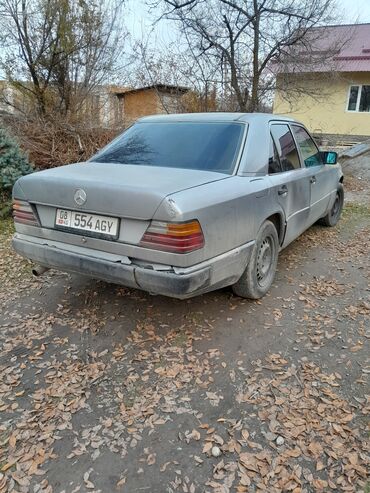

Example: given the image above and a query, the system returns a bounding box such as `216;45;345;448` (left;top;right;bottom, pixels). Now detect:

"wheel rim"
256;236;274;286
330;192;341;220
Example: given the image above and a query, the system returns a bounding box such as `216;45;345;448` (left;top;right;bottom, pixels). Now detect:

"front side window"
291;125;322;167
270;124;301;171
347;85;370;112
91;122;245;174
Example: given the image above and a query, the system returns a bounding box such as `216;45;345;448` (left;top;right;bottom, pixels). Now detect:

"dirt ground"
341;153;370;205
0;172;369;493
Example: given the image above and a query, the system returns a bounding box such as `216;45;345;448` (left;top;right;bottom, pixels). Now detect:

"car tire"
232;220;279;300
320;184;344;227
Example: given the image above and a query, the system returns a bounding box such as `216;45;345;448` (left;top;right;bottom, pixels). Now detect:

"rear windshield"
91;122;245;174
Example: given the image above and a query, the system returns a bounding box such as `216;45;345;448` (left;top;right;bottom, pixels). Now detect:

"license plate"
55;209;119;238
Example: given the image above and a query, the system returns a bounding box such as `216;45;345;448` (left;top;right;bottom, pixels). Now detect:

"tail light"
13;199;39;226
140;220;204;253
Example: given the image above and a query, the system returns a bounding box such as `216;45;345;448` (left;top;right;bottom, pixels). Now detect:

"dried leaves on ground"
0;185;369;492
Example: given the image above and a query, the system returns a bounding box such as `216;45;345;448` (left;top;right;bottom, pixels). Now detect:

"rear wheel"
232;220;279;299
320;184;344;227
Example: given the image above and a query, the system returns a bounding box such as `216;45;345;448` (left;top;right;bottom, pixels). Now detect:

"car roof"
137;112;296;124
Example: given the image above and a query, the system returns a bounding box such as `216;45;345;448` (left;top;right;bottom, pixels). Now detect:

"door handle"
278;185;288;196
310;176;317;184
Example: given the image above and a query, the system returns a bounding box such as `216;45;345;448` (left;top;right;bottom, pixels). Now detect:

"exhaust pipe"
32;265;50;277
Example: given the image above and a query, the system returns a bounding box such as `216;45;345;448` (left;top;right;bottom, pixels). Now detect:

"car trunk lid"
17;162;228;220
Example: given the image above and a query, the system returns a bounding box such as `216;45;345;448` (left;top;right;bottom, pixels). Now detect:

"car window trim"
269;123;303;173
232;122;249;175
289;124;324;168
267;133;283;175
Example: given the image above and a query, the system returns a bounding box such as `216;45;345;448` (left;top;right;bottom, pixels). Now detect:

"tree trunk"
249;0;260;112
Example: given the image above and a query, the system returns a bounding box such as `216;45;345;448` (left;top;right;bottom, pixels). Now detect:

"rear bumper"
12;234;254;299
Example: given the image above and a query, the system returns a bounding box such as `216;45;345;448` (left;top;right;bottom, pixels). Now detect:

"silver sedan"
12;113;344;299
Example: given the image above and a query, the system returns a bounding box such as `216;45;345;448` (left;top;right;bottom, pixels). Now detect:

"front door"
269;124;311;247
290;125;333;225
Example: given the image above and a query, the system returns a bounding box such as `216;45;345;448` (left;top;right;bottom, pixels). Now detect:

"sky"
339;0;370;22
125;0;370;42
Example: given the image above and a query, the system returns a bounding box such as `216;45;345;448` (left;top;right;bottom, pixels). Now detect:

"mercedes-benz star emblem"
74;189;87;206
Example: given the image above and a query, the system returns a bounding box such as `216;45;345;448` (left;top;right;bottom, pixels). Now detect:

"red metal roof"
275;23;370;74
114;84;189;96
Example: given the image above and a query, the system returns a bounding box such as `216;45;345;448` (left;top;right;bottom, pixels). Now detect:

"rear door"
269;124;311;247
290;125;333;225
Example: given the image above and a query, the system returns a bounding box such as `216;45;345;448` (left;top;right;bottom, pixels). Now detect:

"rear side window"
91;122;245;174
271;124;301;171
291;125;323;167
268;136;282;174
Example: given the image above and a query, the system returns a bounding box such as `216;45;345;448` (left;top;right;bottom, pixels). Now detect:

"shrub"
0;127;33;212
4;116;119;170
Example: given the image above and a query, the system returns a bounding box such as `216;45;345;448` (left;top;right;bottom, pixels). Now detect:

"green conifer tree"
0;127;33;215
0;128;33;194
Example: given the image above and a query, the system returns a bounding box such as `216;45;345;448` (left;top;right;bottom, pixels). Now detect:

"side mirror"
320;151;338;165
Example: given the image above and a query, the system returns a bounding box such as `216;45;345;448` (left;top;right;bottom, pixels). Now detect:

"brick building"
112;84;189;127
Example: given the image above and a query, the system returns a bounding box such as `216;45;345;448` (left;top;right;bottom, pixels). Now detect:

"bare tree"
127;37;219;112
0;0;127;119
152;0;341;112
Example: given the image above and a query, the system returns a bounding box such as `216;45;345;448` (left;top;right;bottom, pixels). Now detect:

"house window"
348;86;359;111
347;85;370;112
359;86;370;112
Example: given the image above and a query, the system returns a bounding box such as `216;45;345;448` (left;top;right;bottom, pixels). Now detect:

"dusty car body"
12;113;344;299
